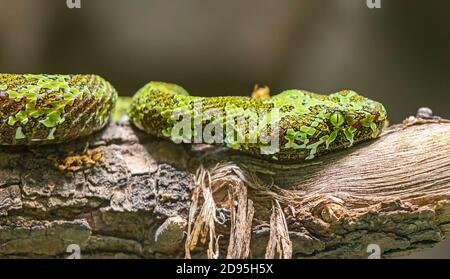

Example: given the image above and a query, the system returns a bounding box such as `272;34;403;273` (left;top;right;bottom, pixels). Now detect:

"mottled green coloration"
129;81;388;161
0;74;117;145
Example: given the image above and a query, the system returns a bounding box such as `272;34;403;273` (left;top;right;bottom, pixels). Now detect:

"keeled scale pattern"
0;74;117;145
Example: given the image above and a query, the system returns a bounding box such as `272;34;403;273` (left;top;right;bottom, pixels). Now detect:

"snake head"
327;90;388;147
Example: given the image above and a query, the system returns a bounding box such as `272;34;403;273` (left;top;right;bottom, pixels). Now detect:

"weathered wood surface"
0;116;449;258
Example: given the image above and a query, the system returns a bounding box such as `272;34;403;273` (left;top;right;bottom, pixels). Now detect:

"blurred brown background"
0;0;449;258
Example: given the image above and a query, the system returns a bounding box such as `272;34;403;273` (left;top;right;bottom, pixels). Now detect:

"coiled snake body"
0;74;117;145
0;75;387;161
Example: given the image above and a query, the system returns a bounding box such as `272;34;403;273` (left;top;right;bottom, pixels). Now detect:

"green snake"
0;74;387;161
129;82;387;161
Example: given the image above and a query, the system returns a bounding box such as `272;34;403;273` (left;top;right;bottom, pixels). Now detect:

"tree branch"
0;116;449;258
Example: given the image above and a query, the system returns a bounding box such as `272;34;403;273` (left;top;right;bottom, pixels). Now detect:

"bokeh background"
0;0;449;258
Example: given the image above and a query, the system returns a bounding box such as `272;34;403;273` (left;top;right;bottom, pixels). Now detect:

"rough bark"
0;115;449;259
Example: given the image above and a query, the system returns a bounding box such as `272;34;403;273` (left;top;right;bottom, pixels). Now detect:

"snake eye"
330;112;345;128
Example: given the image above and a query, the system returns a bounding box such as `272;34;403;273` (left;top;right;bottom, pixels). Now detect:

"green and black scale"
0;74;117;145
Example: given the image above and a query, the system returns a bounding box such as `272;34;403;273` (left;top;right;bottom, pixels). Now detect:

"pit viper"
128;81;387;161
0;75;387;161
